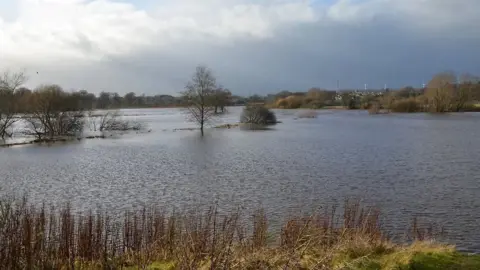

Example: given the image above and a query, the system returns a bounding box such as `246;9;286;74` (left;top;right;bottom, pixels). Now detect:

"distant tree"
137;94;146;107
305;88;329;108
72;90;96;110
275;91;293;99
111;93;123;108
182;66;218;136
455;73;480;109
340;92;358;109
462;74;480;101
212;87;231;114
14;87;32;113
379;92;395;112
425;72;456;112
360;93;377;109
396;86;416;99
248;95;265;104
0;70;27;139
97;92;111;109
124;92;137;107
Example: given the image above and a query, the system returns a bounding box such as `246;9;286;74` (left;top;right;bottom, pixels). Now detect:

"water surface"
1;108;480;252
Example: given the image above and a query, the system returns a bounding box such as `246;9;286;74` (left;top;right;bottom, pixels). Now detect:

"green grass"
406;251;480;270
141;261;176;270
332;242;480;270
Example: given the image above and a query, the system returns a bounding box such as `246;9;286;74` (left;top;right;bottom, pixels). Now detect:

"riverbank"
0;198;478;269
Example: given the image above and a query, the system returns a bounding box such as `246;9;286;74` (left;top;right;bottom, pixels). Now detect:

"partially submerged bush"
240;105;277;125
23;85;85;139
89;110;143;132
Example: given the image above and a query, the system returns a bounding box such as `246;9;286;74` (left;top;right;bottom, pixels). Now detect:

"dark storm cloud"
98;18;480;95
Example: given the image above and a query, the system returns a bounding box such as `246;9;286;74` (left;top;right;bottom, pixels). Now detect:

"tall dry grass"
0;198;439;269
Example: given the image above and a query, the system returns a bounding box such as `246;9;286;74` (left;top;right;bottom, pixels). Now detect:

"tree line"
364;72;480;113
262;72;480;112
0;69;235;140
1;86;232;112
0;72;93;140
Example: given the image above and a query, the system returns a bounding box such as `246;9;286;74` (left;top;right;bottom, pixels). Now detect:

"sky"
0;0;479;95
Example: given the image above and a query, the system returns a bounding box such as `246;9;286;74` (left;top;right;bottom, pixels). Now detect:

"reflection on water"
1;108;480;252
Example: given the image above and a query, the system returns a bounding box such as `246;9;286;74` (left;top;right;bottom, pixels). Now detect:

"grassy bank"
0;199;478;269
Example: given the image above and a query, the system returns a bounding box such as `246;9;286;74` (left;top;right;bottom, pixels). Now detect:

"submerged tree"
212;87;231;114
24;85;85;139
182;66;218;136
0;70;27;139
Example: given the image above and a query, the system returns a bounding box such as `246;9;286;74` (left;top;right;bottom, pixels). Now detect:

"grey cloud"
73;17;479;95
10;0;480;95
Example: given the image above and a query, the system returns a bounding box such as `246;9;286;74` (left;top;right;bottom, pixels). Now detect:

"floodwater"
1;107;480;252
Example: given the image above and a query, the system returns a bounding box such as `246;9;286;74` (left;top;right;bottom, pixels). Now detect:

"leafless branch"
181;66;219;135
0;70;28;139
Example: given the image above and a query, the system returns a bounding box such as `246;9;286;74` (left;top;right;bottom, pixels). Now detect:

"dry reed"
0;198;438;269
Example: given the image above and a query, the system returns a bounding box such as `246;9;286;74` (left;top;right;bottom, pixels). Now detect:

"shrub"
89;111;144;132
368;102;382;114
390;98;422;113
275;98;288;108
275;95;304;109
240;105;277;125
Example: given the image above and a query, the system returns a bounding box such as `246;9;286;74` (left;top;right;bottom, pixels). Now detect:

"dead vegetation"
88;110;143;132
0;198;446;269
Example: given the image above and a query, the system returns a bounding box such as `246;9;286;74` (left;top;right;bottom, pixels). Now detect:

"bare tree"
305;88;329;108
425;72;456;112
452;73;480;111
24;85;85;139
0;71;27;139
182;66;218;136
465;74;480;102
212;87;232;114
379;92;395;112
